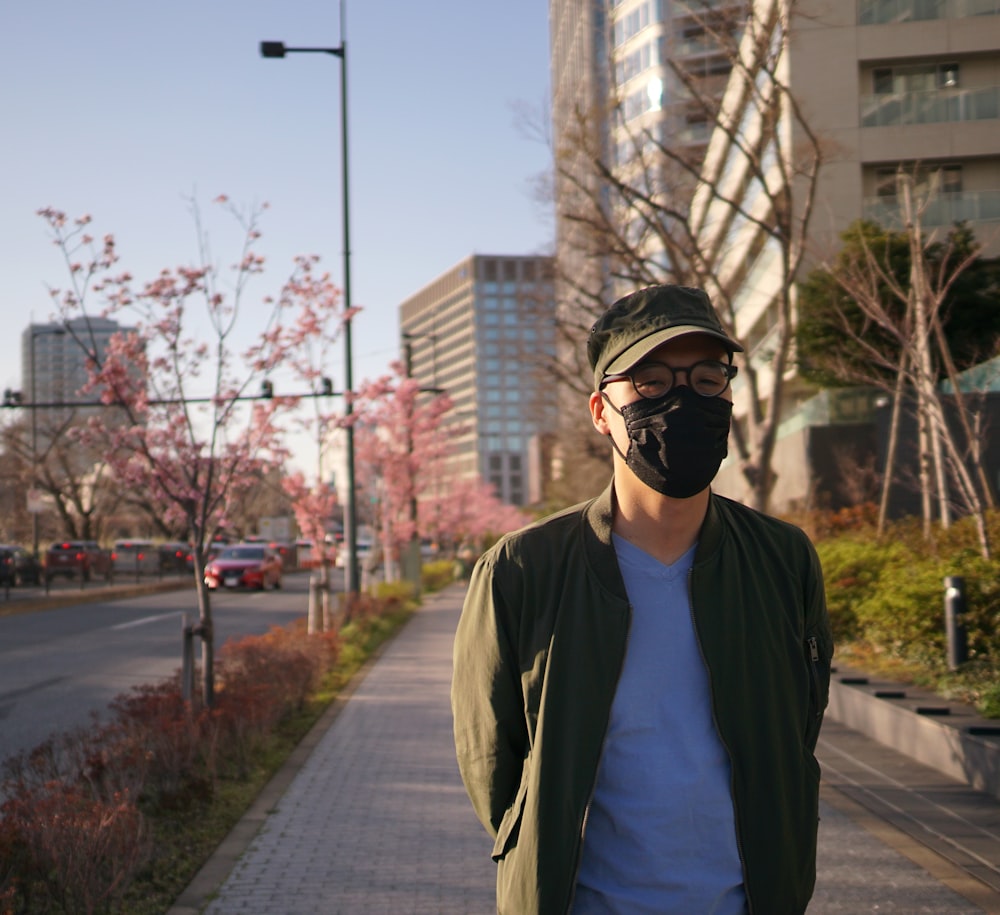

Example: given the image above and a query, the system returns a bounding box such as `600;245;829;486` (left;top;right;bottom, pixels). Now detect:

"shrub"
373;579;417;607
212;625;339;777
812;508;1000;714
0;590;410;912
2;784;149;914
421;560;457;593
813;536;887;643
107;682;213;806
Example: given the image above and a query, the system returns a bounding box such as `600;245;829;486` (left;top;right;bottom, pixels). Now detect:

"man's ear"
590;391;611;435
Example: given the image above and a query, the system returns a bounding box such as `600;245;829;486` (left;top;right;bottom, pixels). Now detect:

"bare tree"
548;0;823;511
1;410;124;542
801;175;995;557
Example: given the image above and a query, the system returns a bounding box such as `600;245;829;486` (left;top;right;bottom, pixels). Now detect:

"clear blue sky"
1;0;554;397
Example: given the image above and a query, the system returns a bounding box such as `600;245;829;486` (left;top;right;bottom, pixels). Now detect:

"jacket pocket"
492;763;529;861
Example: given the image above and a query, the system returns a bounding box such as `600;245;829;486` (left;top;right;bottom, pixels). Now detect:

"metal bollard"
944;575;968;671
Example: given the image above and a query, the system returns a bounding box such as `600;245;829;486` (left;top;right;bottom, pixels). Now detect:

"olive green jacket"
451;482;833;915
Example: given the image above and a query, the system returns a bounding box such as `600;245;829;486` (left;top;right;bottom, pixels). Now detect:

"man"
451;285;833;914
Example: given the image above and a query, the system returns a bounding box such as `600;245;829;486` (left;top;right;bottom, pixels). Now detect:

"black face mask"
603;387;733;498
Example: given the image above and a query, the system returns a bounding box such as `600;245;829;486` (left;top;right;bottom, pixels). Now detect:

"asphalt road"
0;570;333;768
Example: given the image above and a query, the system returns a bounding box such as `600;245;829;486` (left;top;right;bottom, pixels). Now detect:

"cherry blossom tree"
353;363;530;577
265;256;353;627
35;198;350;705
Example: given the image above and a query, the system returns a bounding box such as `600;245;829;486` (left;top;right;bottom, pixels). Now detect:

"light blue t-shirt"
572;535;747;915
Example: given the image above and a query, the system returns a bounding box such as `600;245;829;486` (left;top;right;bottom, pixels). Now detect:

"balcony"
862;188;1000;227
861;84;1000;127
859;0;1000;23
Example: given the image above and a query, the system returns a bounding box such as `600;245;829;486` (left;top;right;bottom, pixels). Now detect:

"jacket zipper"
687;569;754;915
806;635;822;735
565;603;632;915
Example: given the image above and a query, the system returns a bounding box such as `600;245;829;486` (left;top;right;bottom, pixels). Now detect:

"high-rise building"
398;255;557;506
550;0;744;307
548;0;1000;510
547;0;747;498
689;0;1000;507
22;317;135;425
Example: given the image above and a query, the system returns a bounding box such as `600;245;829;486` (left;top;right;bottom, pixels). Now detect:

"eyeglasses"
600;359;738;399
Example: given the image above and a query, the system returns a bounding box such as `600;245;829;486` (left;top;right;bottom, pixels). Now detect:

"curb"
827;663;1000;801
0;577;191;617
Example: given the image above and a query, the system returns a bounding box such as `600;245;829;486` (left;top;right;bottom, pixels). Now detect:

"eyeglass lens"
631;361;734;399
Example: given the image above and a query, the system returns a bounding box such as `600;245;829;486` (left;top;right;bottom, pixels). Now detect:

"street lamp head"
260;41;287;58
259;40;343;59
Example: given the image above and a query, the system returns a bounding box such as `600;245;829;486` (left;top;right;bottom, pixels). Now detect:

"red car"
45;540;113;584
204;544;283;591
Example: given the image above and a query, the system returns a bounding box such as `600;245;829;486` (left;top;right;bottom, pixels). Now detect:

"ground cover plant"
0;581;422;915
799;505;1000;717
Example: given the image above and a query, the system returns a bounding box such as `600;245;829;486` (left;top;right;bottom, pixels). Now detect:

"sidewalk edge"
165;601;426;915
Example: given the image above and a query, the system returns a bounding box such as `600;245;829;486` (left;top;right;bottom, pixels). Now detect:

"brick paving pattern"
203;582;992;914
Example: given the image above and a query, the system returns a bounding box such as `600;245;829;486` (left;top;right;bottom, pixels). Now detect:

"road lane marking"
111;612;182;631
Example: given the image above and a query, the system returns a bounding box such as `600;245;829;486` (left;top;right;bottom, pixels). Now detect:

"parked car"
111;540;160;578
335;539;375;570
158;541;192;574
203;544;283;591
0;545;42;587
45;540;113;583
268;541;298;571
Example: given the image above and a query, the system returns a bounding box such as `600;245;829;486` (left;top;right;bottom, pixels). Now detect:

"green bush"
813;509;1000;714
421;559;457;593
813;537;882;642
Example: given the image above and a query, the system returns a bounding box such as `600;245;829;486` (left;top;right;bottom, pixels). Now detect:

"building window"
876;164;963;197
874;62;960;95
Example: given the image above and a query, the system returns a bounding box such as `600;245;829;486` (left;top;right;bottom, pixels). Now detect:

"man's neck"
611;470;710;567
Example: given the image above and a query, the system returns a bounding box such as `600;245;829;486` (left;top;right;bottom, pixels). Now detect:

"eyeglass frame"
599;358;739;400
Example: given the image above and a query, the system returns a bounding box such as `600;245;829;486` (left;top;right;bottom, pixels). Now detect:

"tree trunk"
191;550;215;707
878;361;908;535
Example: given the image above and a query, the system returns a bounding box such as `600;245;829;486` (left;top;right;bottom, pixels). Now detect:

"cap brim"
605;324;744;376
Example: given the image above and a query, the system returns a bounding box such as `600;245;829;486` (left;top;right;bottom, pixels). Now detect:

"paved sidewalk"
174;582;994;914
191;584;495;914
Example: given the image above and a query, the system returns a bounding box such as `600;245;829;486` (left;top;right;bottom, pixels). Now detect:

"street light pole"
260;15;359;595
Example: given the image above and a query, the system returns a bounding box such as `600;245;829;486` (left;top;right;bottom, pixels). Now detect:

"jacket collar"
582;480;628;601
583;478;726;583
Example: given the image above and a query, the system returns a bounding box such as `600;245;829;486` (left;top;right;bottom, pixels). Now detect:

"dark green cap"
587;285;743;390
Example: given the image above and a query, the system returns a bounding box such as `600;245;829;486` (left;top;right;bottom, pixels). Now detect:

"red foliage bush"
108;680;216;805
0;616;347;911
210;626;339;774
1;784;148;914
